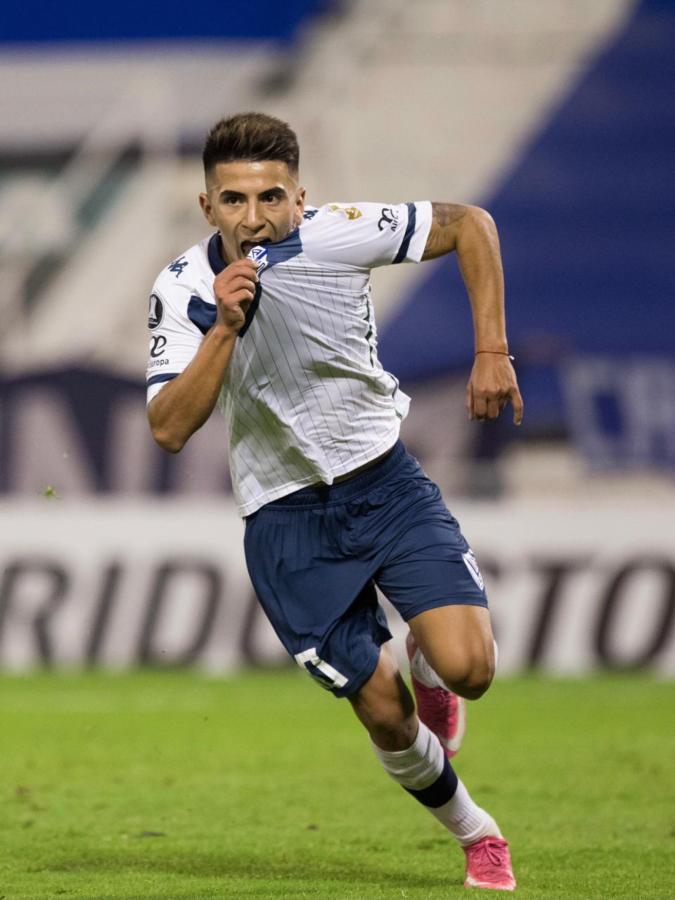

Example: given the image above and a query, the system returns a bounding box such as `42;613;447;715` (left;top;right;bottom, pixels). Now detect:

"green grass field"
1;669;674;900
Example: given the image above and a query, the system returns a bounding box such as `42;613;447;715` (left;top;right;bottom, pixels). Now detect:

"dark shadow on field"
33;846;458;892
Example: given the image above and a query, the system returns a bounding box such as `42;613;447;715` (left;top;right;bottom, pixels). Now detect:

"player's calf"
349;645;418;751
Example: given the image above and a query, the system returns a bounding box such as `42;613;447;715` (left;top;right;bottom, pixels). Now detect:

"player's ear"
294;187;306;225
199;192;215;226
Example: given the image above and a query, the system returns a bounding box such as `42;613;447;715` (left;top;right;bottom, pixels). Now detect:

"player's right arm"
147;259;258;453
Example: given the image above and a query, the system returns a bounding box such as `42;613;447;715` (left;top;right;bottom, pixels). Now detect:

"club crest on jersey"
148;293;164;330
462;548;485;591
247;245;269;272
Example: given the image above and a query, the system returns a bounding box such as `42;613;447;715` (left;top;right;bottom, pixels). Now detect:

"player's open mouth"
241;239;270;256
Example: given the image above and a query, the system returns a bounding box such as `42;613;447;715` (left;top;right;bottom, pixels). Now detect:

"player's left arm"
423;202;523;425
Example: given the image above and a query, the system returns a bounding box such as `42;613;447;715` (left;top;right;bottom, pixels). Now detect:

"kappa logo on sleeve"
148;294;164;330
462;548;485;591
327;204;363;221
168;256;188;278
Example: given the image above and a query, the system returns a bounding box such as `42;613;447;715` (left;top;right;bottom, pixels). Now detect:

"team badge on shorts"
462;548;485;590
247;245;269;273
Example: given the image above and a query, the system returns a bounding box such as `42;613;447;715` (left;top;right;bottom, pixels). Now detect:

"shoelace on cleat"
468;838;510;875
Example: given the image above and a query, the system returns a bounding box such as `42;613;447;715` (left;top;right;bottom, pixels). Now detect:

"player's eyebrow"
258;187;287;200
218;187;287;202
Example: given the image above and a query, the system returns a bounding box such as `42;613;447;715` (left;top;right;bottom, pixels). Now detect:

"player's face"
199;160;305;262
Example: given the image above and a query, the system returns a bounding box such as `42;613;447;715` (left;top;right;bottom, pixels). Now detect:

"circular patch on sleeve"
148;293;164;330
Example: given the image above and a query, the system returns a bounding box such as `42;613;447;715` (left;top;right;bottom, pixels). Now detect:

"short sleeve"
302;201;432;270
145;284;204;404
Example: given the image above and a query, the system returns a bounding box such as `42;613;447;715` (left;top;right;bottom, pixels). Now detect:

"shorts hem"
331;634;392;699
401;595;488;622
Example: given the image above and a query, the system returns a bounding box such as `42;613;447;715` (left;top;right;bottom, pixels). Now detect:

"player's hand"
213;259;258;333
466;353;524;425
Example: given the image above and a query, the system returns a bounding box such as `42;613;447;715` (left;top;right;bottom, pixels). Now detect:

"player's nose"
244;202;265;230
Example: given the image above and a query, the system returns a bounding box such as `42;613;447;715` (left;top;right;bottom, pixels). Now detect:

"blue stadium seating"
0;0;335;43
379;0;674;456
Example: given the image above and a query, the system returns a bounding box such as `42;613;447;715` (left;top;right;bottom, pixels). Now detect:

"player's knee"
451;665;494;699
440;652;495;700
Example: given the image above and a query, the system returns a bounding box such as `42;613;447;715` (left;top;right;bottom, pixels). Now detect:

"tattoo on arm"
431;202;467;229
422;202;469;260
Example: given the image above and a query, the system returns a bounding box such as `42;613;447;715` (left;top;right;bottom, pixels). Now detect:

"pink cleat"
463;836;516;891
405;632;466;758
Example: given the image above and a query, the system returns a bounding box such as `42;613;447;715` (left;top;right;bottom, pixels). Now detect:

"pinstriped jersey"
146;200;432;516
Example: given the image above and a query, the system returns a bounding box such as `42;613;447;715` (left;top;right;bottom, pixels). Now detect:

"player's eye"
262;192;280;204
219;194;243;206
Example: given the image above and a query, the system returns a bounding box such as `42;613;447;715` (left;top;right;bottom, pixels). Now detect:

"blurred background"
1;0;673;676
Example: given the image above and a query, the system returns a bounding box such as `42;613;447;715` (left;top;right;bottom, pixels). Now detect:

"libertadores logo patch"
148;293;164;330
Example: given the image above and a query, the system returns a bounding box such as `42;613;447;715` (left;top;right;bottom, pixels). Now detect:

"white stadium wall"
1;497;673;676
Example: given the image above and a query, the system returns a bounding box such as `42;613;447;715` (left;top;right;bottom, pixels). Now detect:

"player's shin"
371;721;500;846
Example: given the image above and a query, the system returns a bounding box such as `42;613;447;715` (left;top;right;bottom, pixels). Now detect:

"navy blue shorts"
244;440;487;698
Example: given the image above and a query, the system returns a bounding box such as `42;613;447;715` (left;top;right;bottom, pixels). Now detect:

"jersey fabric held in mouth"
145;200;432;516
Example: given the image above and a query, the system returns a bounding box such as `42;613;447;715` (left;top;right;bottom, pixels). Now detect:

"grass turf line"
1;669;674;899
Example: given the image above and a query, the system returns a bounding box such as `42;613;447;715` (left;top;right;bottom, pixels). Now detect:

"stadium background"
0;0;674;678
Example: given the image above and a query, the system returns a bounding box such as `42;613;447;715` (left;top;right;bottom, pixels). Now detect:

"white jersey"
146;200;432;516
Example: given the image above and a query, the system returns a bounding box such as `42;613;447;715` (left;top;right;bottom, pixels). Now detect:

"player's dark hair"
203;112;300;178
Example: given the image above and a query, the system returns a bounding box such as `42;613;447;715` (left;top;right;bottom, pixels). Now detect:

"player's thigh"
409;604;495;691
372;467;490;625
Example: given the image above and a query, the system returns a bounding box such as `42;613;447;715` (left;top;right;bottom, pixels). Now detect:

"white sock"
371;723;500;847
430;779;501;847
409;646;447;690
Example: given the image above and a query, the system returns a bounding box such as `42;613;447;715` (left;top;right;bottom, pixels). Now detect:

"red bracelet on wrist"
475;350;515;361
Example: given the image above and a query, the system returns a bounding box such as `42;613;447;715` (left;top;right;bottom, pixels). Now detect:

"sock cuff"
371;719;428;761
371;721;445;791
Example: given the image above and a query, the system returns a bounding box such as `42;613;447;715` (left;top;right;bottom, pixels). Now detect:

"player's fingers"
486;397;501;420
231;257;259;272
472;394;488;421
239;259;260;281
232;288;255;305
465;382;473;419
228;275;257;294
219;259;259;285
216;280;256;308
511;386;524;425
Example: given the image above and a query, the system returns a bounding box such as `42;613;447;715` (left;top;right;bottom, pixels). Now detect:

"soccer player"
146;113;522;891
